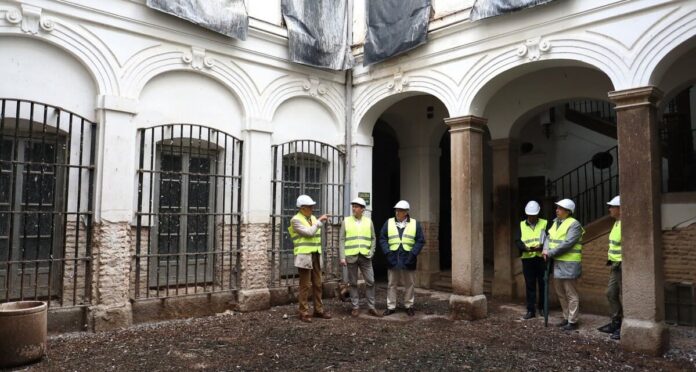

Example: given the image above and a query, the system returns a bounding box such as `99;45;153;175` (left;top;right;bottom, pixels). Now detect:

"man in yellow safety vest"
289;194;331;323
598;195;622;340
514;200;548;320
339;197;381;317
543;198;585;331
379;200;425;317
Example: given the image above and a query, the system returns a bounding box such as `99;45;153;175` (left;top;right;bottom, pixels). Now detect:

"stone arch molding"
353;72;458;137
261;75;344;125
1;4;120;95
122;45;259;119
634;6;696;86
461;34;627;117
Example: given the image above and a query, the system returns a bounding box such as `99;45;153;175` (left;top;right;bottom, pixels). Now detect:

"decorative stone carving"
302;76;327;96
387;72;409;92
182;46;214;70
516;37;551;61
6;5;55;34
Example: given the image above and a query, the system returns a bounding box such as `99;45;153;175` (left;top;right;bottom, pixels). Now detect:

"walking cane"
544;258;550;327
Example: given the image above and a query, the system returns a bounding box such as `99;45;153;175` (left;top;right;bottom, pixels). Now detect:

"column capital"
608;86;663;111
444;115;487;133
96;95;139;115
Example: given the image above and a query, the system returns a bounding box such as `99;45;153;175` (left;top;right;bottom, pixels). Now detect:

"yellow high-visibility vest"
288;212;321;255
608;221;622;262
520;218;547;259
548;217;584;262
344;216;372;256
387;218;417;252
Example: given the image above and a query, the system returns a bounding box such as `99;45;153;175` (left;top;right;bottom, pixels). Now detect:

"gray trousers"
347;255;376;309
606;263;623;322
387;269;415;310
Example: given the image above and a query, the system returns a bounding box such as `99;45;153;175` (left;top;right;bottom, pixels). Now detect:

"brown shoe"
299;314;312;323
368;309;383;318
313;312;332;319
351;309;360;317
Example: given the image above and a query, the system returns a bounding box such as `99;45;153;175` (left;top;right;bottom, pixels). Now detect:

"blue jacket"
379;217;425;270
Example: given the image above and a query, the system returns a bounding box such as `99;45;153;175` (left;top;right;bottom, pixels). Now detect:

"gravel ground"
10;286;696;371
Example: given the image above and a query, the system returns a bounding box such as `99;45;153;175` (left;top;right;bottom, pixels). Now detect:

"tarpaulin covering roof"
470;0;558;21
364;0;431;66
146;0;248;40
281;0;354;70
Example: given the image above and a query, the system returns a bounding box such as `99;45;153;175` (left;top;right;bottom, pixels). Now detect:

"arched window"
134;124;242;299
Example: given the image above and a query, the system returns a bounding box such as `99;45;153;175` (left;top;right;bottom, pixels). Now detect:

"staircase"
565;100;617;139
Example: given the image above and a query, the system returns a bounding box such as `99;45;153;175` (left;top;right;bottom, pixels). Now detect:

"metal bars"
0;98;95;308
270;140;344;288
546;146;619;225
133;124;243;300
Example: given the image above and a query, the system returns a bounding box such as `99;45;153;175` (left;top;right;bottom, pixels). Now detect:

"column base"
237;289;271;312
90;303;132;332
620;319;668;356
450;294;487;321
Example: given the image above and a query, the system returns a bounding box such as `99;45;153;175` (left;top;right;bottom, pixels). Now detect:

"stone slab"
450;294;487;321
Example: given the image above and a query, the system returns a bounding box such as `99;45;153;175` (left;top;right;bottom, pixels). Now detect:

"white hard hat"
393;200;410;210
351;197;367;207
296;194;316;208
524;201;541;216
555;198;576;214
607;195;620;207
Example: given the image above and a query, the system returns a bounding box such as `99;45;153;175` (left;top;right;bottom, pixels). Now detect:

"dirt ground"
12;286;696;371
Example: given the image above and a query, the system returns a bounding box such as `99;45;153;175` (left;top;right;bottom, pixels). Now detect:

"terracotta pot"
0;301;47;368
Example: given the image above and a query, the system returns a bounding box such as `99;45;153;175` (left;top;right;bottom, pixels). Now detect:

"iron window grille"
0;99;95;308
133;124;243;300
270;140;345;288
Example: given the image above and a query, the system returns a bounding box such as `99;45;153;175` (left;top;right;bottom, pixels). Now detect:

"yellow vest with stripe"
548;217;584;262
288;213;321;255
387;218;417;252
344;216;372;256
520;219;547;259
608;221;622;262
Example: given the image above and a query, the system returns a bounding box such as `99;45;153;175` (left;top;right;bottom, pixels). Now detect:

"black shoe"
523;311;535;320
610;329;621;340
383;309;396;316
406;308;415;317
597;322;615;333
556;319;569;327
562;322;578;331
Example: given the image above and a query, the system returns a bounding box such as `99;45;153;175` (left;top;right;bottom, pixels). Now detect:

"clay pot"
0;301;47;368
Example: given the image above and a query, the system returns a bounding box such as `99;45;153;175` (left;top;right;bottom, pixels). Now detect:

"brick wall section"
240;223;270;289
662;223;696;284
91;221;132;330
419;222;440;253
61;220;89;306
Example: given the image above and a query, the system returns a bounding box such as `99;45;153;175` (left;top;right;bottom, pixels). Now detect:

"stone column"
491;139;519;299
237;119;273;311
608;86;666;355
399;146;441;288
445;115;487;320
91;95;138;331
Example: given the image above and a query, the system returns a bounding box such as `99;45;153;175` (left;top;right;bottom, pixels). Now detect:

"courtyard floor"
14;286;696;371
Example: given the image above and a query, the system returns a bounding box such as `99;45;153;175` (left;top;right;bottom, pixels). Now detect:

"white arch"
0;12;119;96
461;36;624;117
122;46;258;119
353;73;458;139
262;76;344;125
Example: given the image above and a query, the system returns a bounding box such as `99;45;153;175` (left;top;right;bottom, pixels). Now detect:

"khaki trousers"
387;269;415;310
554;278;580;324
298;253;323;315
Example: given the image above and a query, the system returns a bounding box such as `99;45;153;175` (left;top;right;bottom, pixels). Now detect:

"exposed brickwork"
240;223;270;289
90;221;132;331
662;223;696;284
61;220;90;307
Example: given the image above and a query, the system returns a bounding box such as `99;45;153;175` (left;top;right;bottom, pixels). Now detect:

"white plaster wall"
247;0;282;25
134;71;244;138
662;203;696;230
271;97;341;145
0;36;97;120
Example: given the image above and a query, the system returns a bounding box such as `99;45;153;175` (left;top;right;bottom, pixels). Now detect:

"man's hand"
340;259;347;267
542;252;548;261
318;214;329;223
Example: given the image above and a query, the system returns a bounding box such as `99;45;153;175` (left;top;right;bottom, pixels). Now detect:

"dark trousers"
522;256;546;313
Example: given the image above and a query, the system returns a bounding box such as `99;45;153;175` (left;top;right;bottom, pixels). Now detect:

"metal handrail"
566;100;616;124
546;145;619;224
